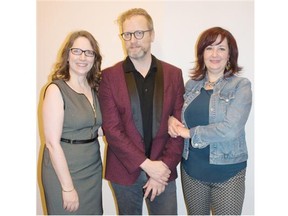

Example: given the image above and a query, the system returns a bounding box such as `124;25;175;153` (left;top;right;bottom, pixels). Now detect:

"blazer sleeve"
161;68;185;171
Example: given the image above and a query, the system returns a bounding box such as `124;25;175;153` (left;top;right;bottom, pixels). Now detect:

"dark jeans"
111;171;177;215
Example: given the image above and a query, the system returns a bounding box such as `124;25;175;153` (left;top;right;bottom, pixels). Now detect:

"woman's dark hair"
191;26;242;80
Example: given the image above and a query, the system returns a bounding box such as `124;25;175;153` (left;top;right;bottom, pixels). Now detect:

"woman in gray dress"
41;30;103;215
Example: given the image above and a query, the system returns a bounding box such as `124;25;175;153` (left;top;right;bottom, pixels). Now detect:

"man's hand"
143;178;166;202
140;159;170;185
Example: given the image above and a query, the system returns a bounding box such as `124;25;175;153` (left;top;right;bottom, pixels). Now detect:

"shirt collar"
123;55;158;73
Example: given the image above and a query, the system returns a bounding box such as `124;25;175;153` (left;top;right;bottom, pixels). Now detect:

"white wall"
37;0;254;215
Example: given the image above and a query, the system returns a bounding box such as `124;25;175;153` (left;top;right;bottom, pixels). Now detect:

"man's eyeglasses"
120;30;152;41
70;48;95;57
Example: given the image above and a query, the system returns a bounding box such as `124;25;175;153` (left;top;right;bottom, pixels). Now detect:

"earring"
225;61;231;71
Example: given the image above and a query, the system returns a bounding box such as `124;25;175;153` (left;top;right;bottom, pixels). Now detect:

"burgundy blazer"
99;57;185;185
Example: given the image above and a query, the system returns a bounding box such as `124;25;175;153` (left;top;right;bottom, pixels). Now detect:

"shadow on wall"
37;84;49;215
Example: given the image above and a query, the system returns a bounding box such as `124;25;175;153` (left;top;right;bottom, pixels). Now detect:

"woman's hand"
168;116;184;137
168;116;190;139
176;126;191;139
62;188;79;212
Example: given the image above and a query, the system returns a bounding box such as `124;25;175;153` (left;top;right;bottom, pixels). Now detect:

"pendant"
205;81;216;89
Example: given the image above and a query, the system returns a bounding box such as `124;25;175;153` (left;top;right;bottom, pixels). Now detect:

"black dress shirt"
123;56;157;158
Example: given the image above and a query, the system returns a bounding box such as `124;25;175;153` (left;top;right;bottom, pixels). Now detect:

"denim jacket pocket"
219;92;235;103
218;92;235;114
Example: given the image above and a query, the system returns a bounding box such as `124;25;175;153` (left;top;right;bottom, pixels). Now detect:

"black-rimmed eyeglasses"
120;30;152;41
70;48;95;57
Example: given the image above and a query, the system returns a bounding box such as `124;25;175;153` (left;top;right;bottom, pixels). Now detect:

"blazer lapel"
152;61;163;138
124;71;144;137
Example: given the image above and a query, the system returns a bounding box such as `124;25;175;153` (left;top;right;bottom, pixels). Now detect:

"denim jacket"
182;75;252;165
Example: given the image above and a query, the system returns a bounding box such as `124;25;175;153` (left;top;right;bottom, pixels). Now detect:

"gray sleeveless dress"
42;80;103;215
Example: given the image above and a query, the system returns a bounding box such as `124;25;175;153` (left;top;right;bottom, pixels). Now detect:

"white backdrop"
37;0;254;215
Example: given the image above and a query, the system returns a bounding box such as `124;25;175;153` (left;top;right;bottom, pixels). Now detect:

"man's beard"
128;47;148;60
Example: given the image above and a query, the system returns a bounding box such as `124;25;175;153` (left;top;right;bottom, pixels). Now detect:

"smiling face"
204;35;230;78
68;36;95;77
122;15;154;60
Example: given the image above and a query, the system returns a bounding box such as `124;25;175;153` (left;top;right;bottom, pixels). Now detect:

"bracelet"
62;187;74;192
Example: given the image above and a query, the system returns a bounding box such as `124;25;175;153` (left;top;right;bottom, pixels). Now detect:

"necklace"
205;81;216;89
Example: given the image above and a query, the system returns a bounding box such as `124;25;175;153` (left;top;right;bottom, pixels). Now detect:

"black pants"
111;171;177;215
